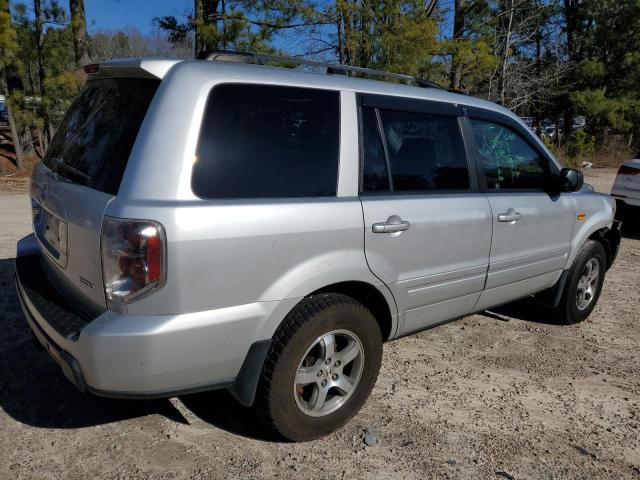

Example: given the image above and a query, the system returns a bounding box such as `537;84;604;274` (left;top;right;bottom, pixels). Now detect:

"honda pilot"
16;54;620;441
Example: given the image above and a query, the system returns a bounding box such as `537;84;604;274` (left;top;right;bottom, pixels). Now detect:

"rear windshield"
192;84;340;199
43;78;160;195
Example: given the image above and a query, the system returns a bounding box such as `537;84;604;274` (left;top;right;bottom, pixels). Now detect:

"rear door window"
43;78;159;195
361;106;470;193
192;84;340;199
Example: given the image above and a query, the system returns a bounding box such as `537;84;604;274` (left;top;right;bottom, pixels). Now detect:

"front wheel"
254;293;382;441
553;240;606;324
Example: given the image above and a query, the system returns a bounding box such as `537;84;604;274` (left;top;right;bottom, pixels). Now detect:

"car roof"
97;57;559;167
98;57;514;118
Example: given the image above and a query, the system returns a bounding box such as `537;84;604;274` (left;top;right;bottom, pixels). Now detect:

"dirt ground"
0;168;638;480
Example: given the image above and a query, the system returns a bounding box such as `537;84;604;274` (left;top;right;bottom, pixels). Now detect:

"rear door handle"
497;208;522;223
372;215;410;233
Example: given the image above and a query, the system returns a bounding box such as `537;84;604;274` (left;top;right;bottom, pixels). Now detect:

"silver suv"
16;54;621;441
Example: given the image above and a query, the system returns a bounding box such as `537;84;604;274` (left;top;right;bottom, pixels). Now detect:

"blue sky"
11;1;454;36
83;0;191;34
9;0;454;55
8;0;192;34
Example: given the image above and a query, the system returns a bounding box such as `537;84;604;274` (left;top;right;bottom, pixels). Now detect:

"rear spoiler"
76;58;182;81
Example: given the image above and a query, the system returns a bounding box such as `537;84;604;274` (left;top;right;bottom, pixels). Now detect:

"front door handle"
497;208;522;223
372;215;410;233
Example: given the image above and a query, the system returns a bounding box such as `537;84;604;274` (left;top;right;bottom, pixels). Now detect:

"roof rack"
198;50;444;90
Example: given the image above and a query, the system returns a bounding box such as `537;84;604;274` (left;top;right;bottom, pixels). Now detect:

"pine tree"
0;0;24;170
69;0;90;66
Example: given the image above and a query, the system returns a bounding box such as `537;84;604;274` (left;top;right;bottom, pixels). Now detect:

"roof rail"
197;50;444;90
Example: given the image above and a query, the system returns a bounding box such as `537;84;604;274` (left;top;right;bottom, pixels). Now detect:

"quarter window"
361;106;470;193
469;118;549;190
192;84;340;199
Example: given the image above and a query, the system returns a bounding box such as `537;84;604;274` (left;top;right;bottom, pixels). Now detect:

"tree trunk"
339;0;354;66
220;0;227;48
498;0;515;106
34;0;45;95
0;1;24;169
194;0;203;56
33;0;52;144
562;0;579;141
194;0;218;58
336;12;344;64
6;108;24;169
449;0;465;90
0;70;24;170
69;0;90;66
534;27;542;136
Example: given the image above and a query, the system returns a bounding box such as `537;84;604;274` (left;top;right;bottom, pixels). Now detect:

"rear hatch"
31;76;160;317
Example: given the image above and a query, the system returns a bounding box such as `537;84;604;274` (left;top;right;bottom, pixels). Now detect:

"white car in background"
611;159;640;220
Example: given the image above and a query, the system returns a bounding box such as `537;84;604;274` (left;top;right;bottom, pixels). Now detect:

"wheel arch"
310;280;398;342
537;222;620;310
567;193;618;269
229;280;398;407
567;221;617;271
587;225;621;270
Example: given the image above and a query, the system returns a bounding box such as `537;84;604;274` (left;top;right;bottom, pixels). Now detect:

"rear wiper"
49;157;92;182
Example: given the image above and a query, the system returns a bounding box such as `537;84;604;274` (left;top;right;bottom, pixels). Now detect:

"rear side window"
469;118;550;190
361;106;469;193
192;84;340;199
43;78;159;195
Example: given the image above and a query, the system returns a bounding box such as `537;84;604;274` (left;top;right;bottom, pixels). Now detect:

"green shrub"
566;130;596;160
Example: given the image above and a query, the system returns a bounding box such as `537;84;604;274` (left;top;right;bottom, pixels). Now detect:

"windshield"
43;78;160;195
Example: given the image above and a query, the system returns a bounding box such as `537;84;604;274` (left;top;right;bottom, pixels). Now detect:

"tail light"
101;217;166;303
618;164;640;176
83;63;100;74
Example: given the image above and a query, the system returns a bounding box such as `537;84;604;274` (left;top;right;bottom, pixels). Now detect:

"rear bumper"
16;235;280;398
19;288;88;392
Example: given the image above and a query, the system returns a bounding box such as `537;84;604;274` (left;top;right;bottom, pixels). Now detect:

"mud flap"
228;339;272;407
534;270;570;309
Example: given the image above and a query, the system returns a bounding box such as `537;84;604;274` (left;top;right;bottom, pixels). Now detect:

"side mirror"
560;168;584;192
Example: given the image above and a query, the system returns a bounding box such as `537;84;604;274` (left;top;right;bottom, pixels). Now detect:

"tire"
614;199;625;222
553;240;607;324
254;293;383;441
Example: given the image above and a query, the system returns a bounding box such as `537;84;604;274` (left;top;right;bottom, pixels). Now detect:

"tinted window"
43;78;159;195
470;118;549;190
361;107;390;192
192;84;340;199
373;109;469;192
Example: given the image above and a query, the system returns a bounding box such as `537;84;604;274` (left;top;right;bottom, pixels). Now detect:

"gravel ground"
0;169;638;479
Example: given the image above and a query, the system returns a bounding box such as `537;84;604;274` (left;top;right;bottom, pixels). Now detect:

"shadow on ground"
621;217;640;240
179;390;280;441
481;299;563;325
0;257;191;429
0;257;280;440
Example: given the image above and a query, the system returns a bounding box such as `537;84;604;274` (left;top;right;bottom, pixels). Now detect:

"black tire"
553;240;607;324
254;293;383;441
615;199;626;222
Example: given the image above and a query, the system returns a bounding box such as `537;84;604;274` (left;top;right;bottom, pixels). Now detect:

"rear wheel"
553;240;606;324
254;293;382;441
